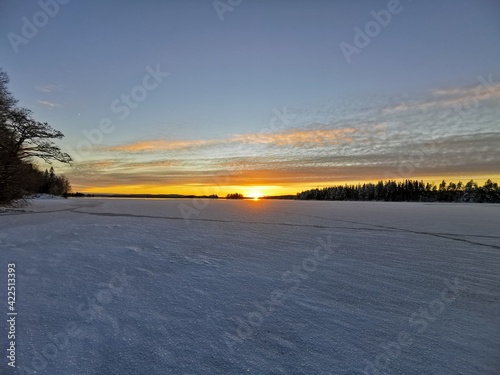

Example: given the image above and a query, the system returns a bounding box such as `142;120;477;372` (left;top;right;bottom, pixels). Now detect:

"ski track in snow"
0;198;499;374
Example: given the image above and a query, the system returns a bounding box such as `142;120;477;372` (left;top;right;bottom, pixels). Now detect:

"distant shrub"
226;193;244;199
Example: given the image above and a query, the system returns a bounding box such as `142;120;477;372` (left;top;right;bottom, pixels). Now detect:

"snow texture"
0;198;499;374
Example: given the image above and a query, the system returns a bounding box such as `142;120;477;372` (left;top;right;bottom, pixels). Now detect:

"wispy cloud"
68;158;181;176
384;82;500;115
232;127;359;146
108;139;218;152
37;100;62;108
35;84;60;93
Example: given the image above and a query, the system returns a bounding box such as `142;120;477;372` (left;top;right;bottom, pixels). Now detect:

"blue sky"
1;0;499;195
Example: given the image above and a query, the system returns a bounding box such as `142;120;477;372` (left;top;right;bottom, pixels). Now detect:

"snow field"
0;198;499;374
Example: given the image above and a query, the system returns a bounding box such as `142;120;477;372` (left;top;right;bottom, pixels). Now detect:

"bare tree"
3;107;72;164
0;70;17;121
0;69;72;203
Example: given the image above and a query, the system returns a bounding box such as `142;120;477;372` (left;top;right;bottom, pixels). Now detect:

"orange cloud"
385;82;500;114
108;139;218;152
105;127;361;154
232;127;358;146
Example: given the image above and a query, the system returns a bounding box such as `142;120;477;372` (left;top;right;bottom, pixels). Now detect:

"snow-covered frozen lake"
1;198;499;374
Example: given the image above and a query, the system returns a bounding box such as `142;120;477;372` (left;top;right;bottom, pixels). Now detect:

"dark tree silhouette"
296;179;500;203
226;193;244;199
0;69;72;203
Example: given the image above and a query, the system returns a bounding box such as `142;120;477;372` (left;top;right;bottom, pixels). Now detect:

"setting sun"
246;191;263;200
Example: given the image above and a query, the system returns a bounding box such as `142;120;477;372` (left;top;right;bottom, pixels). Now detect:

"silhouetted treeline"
68;192;94;198
0;163;70;203
1;69;72;203
226;193;244;199
35;166;71;196
297;180;500;203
